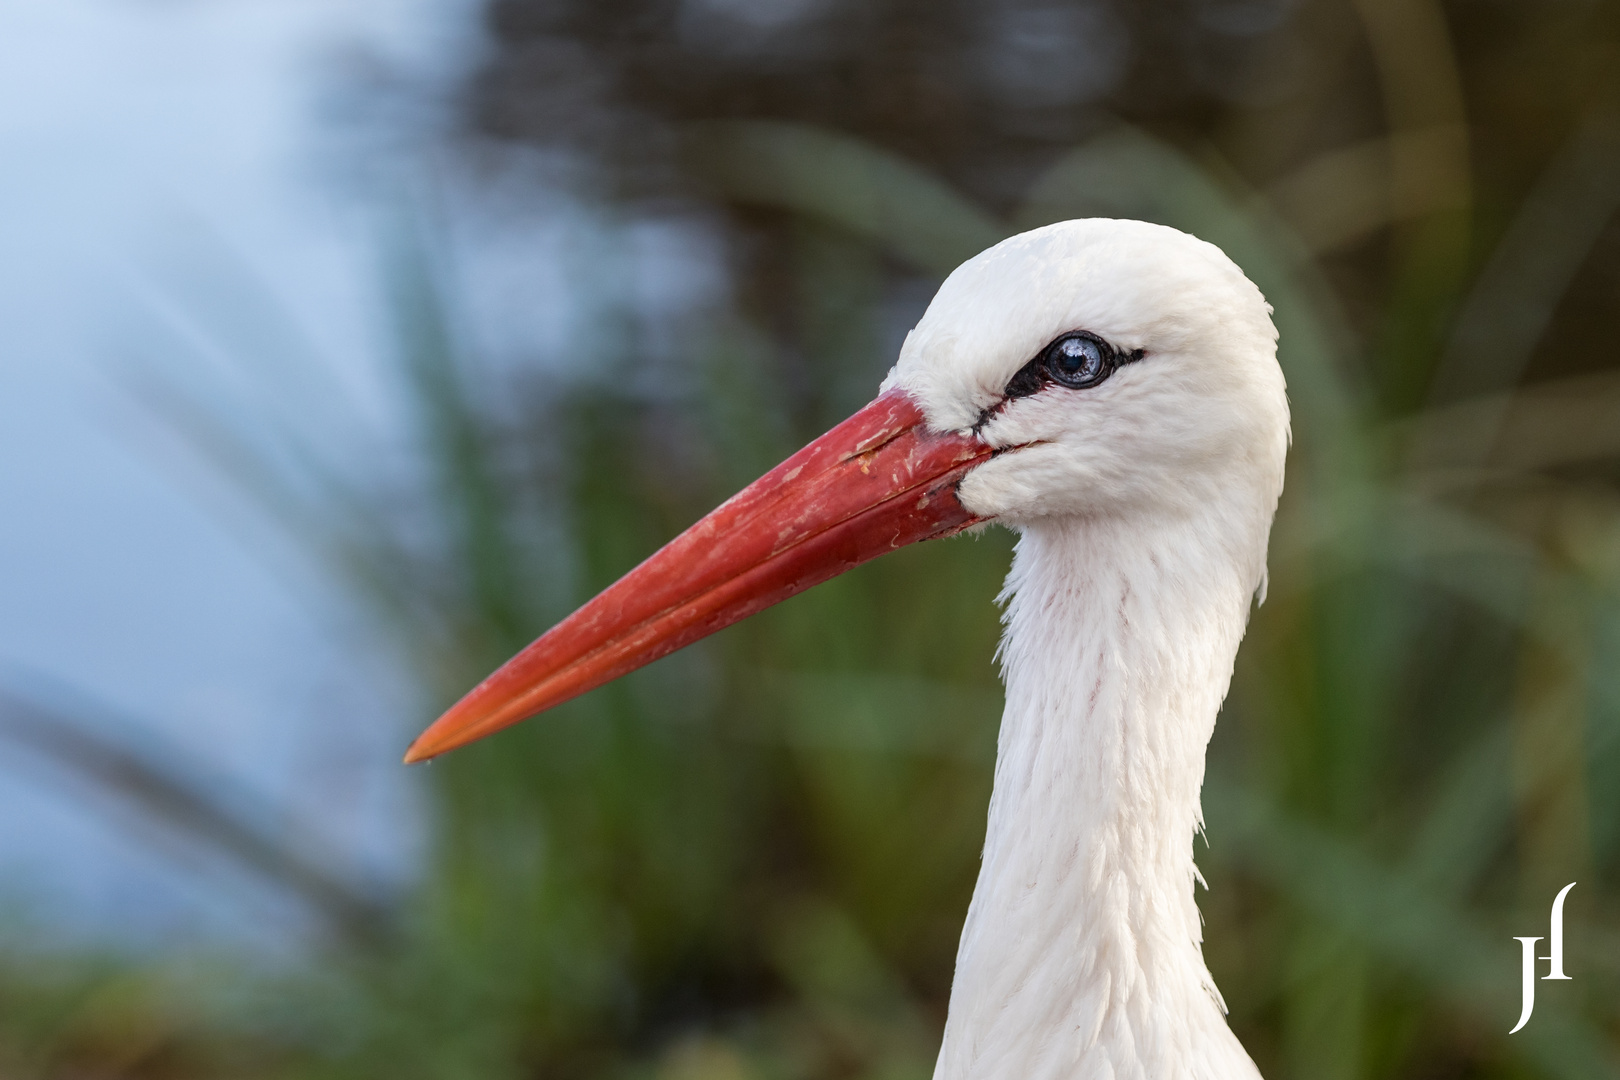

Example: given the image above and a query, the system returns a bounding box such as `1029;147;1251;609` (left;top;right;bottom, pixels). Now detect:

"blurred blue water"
0;0;466;949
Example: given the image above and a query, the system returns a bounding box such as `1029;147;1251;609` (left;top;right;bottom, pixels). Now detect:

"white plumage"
411;217;1290;1080
887;219;1288;1080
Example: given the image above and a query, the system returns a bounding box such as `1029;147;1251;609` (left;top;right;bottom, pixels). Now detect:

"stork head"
405;219;1287;762
890;218;1288;527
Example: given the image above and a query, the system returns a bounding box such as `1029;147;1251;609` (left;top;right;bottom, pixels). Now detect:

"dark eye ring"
1044;333;1111;388
990;331;1145;423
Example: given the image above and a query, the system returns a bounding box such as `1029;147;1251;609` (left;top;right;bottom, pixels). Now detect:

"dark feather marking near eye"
971;335;1145;434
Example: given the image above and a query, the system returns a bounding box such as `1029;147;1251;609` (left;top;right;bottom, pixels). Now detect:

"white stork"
407;217;1288;1080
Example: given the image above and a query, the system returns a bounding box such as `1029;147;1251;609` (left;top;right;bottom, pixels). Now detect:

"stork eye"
1046;334;1108;387
989;331;1144;423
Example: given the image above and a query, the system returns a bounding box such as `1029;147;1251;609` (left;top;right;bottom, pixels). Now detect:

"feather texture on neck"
934;509;1266;1080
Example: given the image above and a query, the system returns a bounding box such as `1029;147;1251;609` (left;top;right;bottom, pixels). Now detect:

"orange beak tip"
403;725;457;765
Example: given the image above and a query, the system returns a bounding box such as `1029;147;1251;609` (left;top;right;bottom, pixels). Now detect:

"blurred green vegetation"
9;0;1620;1077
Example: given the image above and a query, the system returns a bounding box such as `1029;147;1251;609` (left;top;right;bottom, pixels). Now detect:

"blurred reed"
7;2;1620;1078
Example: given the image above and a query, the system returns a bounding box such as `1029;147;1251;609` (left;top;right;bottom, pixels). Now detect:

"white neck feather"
934;512;1265;1080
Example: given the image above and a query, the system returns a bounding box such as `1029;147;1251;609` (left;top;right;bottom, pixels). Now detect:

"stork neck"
935;513;1262;1080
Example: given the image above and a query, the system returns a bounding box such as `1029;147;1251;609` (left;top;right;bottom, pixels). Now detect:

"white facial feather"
882;218;1288;531
883;220;1288;1080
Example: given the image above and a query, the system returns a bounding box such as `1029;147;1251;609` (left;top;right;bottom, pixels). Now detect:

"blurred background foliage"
7;0;1620;1077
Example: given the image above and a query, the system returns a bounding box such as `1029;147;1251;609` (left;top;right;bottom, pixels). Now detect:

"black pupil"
1053;336;1102;379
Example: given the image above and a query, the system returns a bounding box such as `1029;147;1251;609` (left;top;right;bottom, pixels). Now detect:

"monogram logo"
1510;882;1576;1034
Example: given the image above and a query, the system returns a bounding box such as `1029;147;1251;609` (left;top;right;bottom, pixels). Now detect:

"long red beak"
403;389;993;763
